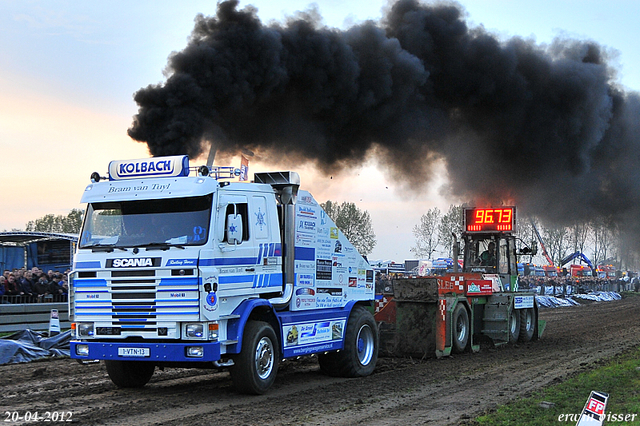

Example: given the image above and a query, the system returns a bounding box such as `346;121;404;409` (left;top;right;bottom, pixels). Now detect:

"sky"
1;0;639;262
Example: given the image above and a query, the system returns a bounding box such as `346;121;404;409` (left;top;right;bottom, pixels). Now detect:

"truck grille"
73;268;199;333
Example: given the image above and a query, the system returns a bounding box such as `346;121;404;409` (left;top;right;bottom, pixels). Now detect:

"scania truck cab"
70;155;377;394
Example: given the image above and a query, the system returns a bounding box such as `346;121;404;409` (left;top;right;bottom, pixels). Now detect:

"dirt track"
3;296;640;426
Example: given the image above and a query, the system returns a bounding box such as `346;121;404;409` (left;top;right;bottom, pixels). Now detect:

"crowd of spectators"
0;267;69;303
518;275;639;294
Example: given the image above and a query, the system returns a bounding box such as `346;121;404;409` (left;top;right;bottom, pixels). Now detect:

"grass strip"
475;346;640;425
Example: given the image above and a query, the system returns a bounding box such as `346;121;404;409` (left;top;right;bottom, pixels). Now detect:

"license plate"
118;347;150;357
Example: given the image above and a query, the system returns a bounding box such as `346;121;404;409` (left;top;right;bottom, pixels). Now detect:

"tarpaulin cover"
537;292;621;308
0;329;71;365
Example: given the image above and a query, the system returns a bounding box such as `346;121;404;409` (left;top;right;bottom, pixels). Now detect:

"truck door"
498;236;517;290
199;191;284;319
247;194;283;295
202;194;258;315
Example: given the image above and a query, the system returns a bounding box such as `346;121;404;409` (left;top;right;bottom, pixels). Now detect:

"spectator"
375;272;383;294
18;270;36;300
32;268;45;284
21;270;35;289
58;274;68;294
49;275;65;297
6;274;22;296
33;275;51;301
61;280;69;296
0;276;10;304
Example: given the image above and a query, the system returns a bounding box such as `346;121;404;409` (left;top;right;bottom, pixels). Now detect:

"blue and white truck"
69;155;377;394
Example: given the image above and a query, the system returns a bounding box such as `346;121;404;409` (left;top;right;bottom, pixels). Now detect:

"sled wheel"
518;308;535;342
509;307;521;343
452;303;469;353
318;306;378;377
230;320;279;395
105;360;155;388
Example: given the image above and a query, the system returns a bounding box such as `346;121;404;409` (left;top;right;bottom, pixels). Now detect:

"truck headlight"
185;323;204;338
76;344;89;357
209;322;219;340
77;323;94;337
186;346;204;357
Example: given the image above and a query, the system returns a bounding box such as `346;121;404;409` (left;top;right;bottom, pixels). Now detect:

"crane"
530;219;554;266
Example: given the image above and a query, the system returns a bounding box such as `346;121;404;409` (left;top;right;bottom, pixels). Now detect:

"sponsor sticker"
330;227;339;239
316;259;332;281
203;292;218;312
514;295;534;309
297;274;314;286
109;155;189;180
466;280;493;295
166;258;197;267
283;321;341;347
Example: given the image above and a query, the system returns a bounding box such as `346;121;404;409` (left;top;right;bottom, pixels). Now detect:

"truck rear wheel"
509;308;521;343
105;360;155;388
318;306;378;377
452;303;469;353
317;351;338;376
230;320;279;395
518;308;535;342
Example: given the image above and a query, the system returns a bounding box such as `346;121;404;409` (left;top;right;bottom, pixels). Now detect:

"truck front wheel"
230;320;279;395
318;305;378;377
105;360;155;388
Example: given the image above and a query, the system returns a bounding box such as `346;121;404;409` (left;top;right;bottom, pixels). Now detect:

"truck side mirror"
530;241;538;255
216;202;230;242
226;214;243;244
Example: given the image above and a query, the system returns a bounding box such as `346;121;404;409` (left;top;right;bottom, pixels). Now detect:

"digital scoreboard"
464;207;516;233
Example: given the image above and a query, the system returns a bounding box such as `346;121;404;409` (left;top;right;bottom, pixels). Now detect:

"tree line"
24;209;84;234
21;203;632;271
411;205;638;271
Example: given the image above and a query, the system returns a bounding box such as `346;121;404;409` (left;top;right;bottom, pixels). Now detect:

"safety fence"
0;302;69;333
1;294;67;304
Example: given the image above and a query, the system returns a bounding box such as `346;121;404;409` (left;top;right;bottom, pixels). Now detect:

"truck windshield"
79;194;213;249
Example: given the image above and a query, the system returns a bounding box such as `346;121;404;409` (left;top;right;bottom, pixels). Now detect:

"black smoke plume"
128;0;640;248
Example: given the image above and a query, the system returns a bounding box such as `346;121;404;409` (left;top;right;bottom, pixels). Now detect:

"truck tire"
318;306;378;377
317;351;341;376
452;303;469;353
230;320;279;395
518;308;536;342
509;307;521;343
105;360;155;388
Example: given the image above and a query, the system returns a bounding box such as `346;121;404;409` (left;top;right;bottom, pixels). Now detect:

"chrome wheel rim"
356;324;375;366
255;336;274;379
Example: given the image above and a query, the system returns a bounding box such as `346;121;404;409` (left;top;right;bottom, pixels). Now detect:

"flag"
240;155;249;181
